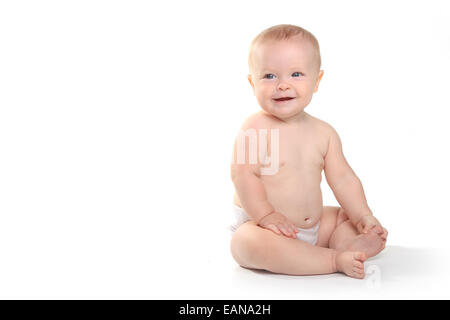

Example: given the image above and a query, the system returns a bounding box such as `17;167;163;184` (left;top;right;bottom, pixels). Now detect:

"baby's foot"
345;229;385;258
334;251;367;279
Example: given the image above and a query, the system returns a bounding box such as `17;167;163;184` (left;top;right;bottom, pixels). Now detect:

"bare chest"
260;126;326;179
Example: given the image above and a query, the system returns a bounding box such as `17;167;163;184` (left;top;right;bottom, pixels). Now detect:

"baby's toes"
352;260;364;271
351;268;365;279
371;225;383;234
353;259;364;270
354;252;367;263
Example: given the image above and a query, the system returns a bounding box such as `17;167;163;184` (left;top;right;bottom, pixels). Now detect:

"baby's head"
248;24;324;121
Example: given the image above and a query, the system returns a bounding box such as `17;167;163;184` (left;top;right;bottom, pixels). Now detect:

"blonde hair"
248;24;321;73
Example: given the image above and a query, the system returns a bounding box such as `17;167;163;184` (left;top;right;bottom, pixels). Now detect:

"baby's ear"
314;70;324;93
247;74;255;93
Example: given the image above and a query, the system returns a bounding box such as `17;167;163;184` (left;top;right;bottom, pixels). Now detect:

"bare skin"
230;36;388;279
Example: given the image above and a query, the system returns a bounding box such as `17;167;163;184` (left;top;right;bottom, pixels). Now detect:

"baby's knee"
230;225;269;267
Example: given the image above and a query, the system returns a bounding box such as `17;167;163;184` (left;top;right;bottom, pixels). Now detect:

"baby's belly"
262;173;323;229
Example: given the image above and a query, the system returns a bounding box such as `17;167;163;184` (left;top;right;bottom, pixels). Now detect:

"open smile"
273;97;296;104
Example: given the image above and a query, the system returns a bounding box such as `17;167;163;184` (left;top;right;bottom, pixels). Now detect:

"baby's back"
233;111;331;229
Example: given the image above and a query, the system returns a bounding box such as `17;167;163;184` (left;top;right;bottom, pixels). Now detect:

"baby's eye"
263;74;276;79
292;72;303;77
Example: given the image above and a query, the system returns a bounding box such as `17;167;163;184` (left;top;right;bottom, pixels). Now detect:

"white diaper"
229;204;320;246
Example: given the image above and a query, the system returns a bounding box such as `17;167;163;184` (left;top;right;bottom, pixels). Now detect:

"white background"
0;0;449;299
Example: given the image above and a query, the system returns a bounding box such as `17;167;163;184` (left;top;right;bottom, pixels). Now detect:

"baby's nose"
277;82;290;90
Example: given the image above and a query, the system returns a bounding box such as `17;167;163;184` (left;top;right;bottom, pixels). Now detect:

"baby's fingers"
282;223;296;238
381;228;388;240
278;225;294;238
278;224;295;238
363;223;378;234
371;225;388;240
287;223;299;238
356;222;365;234
290;223;299;234
371;225;383;235
265;224;282;235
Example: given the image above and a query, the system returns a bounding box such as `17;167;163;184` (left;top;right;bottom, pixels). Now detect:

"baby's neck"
278;110;308;125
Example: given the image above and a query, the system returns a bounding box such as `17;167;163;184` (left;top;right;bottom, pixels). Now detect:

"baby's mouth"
273;97;295;102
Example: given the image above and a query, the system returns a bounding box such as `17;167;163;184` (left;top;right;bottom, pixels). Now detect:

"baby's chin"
264;105;307;121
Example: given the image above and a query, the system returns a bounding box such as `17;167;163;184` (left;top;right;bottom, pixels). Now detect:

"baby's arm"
231;161;298;238
323;126;387;238
230;118;298;238
231;158;274;223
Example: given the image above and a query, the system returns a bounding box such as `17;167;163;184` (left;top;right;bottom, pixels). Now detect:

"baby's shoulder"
240;111;276;130
306;114;337;137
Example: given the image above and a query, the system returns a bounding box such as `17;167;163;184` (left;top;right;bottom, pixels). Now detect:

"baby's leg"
230;221;367;278
316;206;342;248
328;208;386;258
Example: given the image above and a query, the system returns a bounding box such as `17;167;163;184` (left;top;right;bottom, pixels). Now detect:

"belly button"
304;217;311;224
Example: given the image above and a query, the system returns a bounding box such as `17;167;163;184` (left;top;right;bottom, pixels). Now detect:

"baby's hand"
356;215;388;240
258;212;299;239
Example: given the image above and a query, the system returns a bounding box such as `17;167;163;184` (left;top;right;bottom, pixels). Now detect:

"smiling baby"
229;24;388;278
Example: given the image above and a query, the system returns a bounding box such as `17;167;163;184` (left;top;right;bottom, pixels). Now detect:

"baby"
229;24;388;279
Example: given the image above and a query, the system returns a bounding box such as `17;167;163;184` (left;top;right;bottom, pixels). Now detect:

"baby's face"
248;37;323;121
